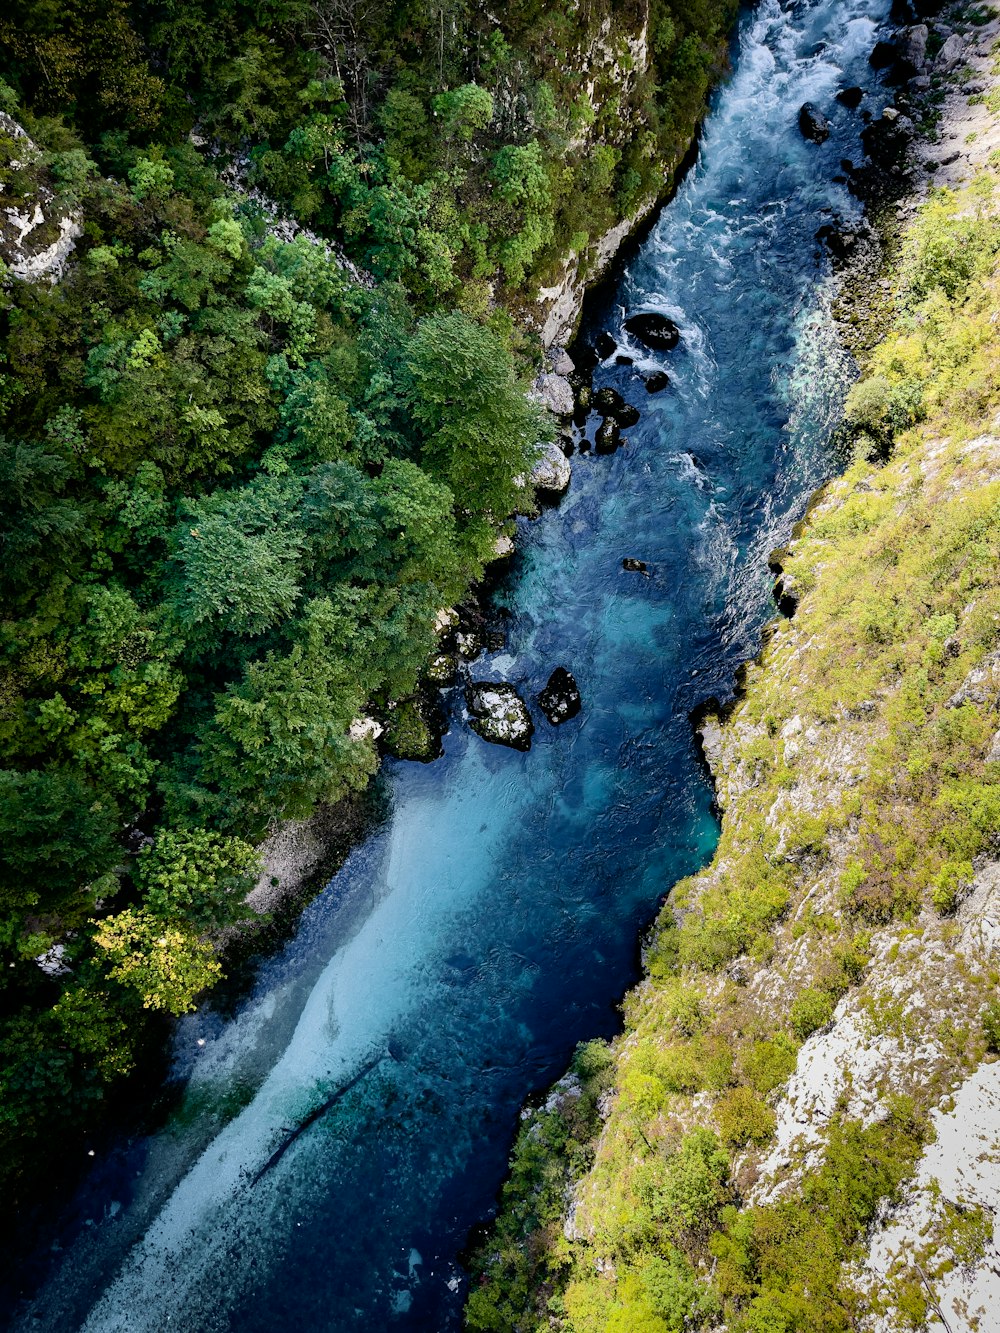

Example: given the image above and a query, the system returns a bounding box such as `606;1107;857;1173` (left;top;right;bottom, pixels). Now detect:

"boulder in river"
595;331;618;360
836;85;865;109
466;682;534;750
798;102;830;143
593;387;641;427
532;372;574;418
594;418;622;454
644;370;669;393
531;441;571;496
538;668;582;725
623;312;681;351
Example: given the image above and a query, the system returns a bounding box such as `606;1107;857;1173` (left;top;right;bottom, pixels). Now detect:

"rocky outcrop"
466;683;534;750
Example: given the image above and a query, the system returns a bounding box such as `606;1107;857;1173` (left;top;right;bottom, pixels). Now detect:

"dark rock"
595;331;617;360
466;682;534;750
538;667;582;725
622;557;648;574
615;353;634;366
861;107;915;170
773;574;800;618
816;223;857;260
869;40;898;69
798;102;830;143
593;386;627;415
837;86;865;109
573;344;599;375
595;419;621;453
644;370;669;393
624;311;681;351
592;387;640;426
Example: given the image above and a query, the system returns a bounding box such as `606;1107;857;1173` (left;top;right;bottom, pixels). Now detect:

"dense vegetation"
467;155;1000;1333
0;0;739;1204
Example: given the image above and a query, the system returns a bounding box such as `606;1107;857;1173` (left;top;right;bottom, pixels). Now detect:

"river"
15;0;889;1326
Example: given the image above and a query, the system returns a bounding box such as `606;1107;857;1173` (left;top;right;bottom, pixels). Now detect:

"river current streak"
19;0;889;1327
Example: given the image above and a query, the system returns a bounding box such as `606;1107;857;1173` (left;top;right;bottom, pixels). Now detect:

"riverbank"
467;7;1000;1331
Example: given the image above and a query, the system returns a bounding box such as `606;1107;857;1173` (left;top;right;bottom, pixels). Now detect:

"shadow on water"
11;0;892;1327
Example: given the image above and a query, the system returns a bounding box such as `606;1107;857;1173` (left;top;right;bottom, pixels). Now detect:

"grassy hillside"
467;99;1000;1333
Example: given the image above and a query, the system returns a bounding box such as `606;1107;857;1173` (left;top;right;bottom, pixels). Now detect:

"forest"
0;0;737;1200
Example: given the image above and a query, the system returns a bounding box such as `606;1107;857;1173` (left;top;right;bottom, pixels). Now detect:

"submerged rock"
531;441;572;496
466;683;534;750
836;85;865;109
595;418;622;453
593;387;641;426
644;370;669;393
538;668;582;725
624;311;681;351
798;102;830;143
595;331;618;360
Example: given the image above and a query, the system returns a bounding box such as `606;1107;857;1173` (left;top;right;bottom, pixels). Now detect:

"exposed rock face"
348;716;384;743
0;113;82;283
531;372;575;418
622;557;648;574
798;102;830;143
623;311;681;350
538;668;582;725
644;370;669;393
466;683;534;750
530;441;572;496
492;534;515;559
